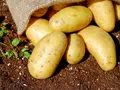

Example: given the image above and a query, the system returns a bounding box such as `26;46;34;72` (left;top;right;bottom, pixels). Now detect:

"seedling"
23;51;31;59
19;46;31;59
12;38;21;47
5;50;14;58
0;29;7;37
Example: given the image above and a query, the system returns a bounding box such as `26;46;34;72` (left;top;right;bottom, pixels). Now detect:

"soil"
0;0;120;90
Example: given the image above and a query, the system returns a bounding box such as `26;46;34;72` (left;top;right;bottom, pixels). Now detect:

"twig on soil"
0;49;5;57
0;42;7;46
7;37;19;60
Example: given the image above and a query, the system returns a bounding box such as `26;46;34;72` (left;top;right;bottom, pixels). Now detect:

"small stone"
69;67;73;71
118;62;120;65
17;77;20;80
98;88;100;90
111;88;113;90
77;83;80;86
96;78;99;81
23;83;28;87
19;72;22;75
19;66;22;69
22;57;25;60
7;63;11;66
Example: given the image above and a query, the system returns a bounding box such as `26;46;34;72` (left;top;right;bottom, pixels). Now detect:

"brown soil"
0;0;120;90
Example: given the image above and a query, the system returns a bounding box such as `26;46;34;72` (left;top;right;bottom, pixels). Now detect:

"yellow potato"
52;3;70;11
49;6;92;33
32;8;48;17
87;0;115;32
64;33;85;64
114;3;120;21
28;31;68;79
26;18;54;46
78;25;116;71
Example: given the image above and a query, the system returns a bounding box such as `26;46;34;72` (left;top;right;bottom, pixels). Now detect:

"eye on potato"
87;0;115;32
26;18;54;46
64;33;85;64
28;31;68;79
49;6;93;33
32;8;48;17
78;25;116;71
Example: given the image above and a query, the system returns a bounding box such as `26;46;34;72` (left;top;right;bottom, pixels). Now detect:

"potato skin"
64;33;85;64
78;25;116;71
87;0;115;32
114;3;120;21
26;18;54;46
28;31;68;79
32;8;48;17
49;6;92;33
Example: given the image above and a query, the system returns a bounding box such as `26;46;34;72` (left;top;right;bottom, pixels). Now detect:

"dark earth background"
0;0;120;90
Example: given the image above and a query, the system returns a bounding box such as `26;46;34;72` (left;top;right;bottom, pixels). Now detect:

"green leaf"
21;47;29;52
19;47;29;58
0;29;7;37
0;30;4;37
19;51;23;58
6;50;14;58
23;51;31;59
12;38;21;47
2;30;7;33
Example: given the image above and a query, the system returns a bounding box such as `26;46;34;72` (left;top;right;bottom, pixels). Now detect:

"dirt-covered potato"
49;6;93;33
87;0;115;32
64;33;85;64
28;31;68;79
52;3;70;11
32;8;48;17
78;25;116;71
26;18;54;46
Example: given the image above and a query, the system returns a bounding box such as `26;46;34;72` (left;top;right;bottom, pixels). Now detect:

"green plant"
0;22;31;60
12;38;21;47
5;50;14;58
19;46;31;59
0;29;7;37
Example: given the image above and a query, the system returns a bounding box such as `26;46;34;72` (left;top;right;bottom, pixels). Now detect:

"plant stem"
7;37;19;60
0;49;5;57
0;42;7;46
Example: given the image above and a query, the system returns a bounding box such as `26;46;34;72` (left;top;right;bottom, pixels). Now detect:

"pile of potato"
26;0;120;79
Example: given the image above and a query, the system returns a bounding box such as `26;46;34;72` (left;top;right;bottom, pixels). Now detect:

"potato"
32;8;48;17
64;33;85;64
45;8;57;20
78;25;116;71
49;6;92;33
114;3;120;21
26;18;54;46
87;0;115;32
28;31;68;79
52;3;70;11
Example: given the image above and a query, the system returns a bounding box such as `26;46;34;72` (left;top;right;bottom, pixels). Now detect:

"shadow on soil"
53;58;68;76
53;50;90;76
110;22;120;63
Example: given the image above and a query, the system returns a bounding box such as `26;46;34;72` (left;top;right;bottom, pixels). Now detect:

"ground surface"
0;0;120;90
